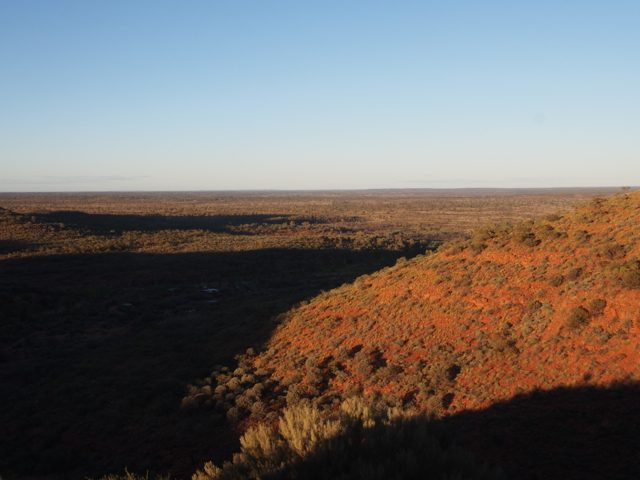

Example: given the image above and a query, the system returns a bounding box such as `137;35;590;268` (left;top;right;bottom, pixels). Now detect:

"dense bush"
193;399;503;480
588;299;607;314
548;274;564;287
565;306;590;329
621;261;640;288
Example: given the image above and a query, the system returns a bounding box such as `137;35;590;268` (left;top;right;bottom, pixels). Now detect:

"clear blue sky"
1;1;639;191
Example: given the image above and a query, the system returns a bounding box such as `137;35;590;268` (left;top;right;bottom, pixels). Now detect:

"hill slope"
213;192;640;411
188;192;640;478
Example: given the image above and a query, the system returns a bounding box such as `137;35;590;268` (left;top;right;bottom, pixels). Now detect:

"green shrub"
565;267;583;280
588;299;607;314
193;399;503;480
601;244;626;260
539;225;560;240
571;230;590;244
548;274;564;287
565;306;590;329
528;300;542;311
621;261;640;288
469;242;487;255
428;361;461;389
471;226;497;242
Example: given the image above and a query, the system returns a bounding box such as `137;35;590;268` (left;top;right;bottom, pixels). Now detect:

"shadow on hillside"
31;211;330;234
0;239;39;255
0;247;406;480
0;247;398;288
445;382;640;480
3;246;640;479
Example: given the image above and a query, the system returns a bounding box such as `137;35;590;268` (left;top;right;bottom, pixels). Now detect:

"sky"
1;1;639;192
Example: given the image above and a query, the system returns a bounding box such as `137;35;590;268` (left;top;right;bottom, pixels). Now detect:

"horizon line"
0;186;636;195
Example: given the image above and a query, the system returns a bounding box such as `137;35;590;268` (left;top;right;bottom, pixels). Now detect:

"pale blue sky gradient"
1;1;639;191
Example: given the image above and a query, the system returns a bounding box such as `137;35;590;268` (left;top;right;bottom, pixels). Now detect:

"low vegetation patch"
565;306;591;330
193;399;503;480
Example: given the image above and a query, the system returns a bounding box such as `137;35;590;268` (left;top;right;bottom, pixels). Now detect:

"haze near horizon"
1;1;639;192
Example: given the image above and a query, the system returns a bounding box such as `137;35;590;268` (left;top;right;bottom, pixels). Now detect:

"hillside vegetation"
194;399;502;480
190;191;640;479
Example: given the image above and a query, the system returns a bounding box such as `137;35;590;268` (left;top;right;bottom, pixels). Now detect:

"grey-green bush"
92;470;172;480
193;399;503;480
